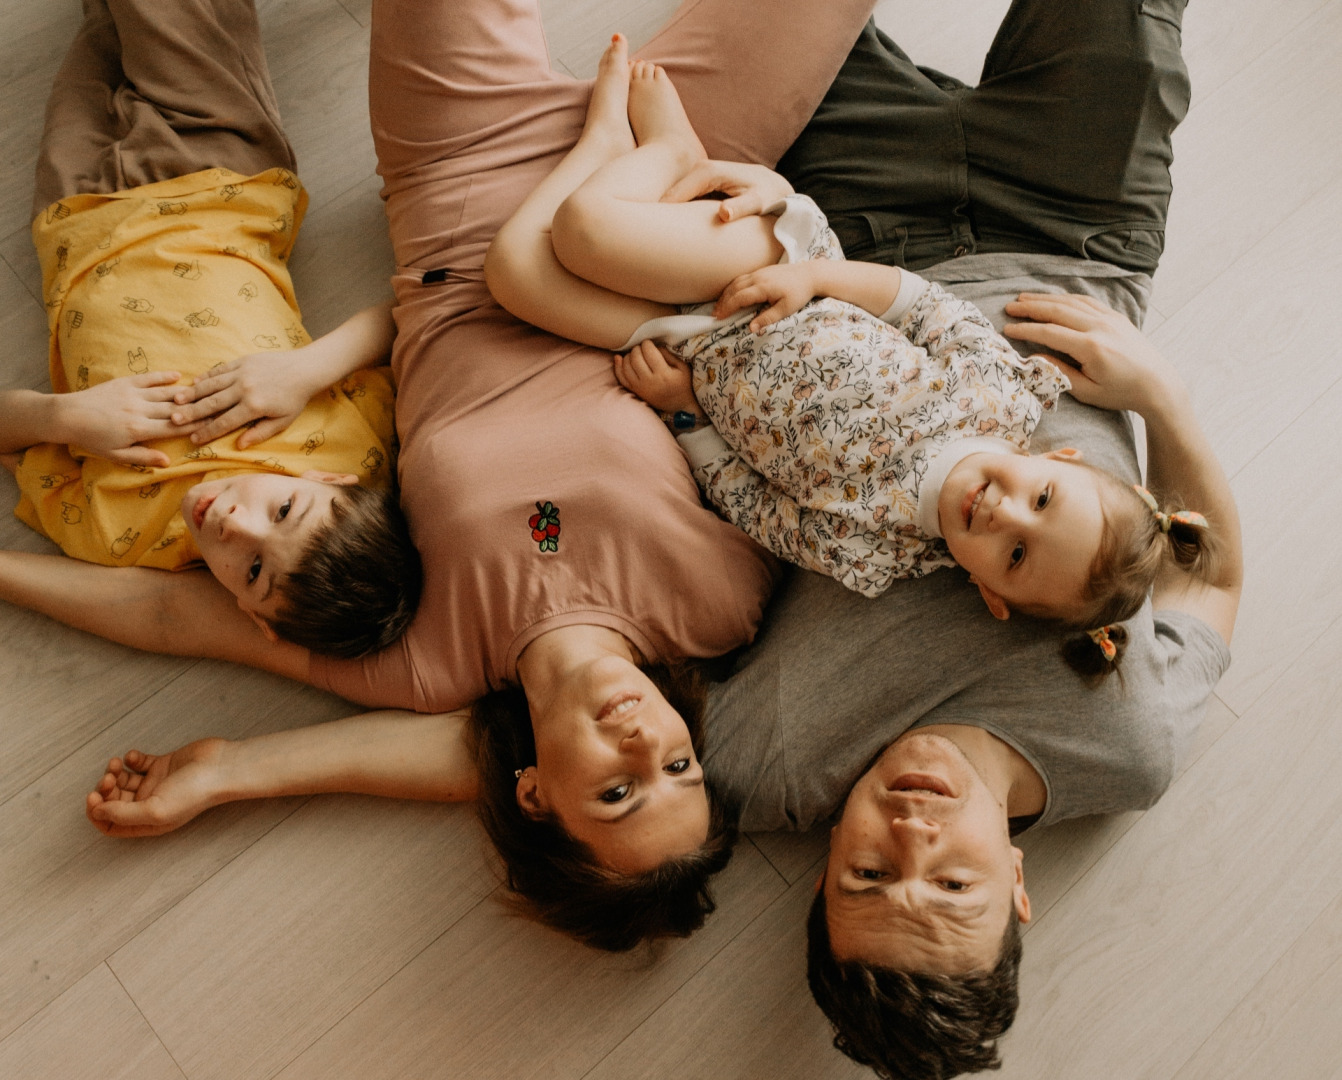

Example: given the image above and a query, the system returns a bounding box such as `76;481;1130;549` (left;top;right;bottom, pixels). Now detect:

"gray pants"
779;0;1191;274
32;0;295;217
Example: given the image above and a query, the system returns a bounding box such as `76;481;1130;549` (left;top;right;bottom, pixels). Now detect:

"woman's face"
520;655;710;874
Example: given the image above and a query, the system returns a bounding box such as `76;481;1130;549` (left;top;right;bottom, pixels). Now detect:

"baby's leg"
485;36;675;350
551;63;784;307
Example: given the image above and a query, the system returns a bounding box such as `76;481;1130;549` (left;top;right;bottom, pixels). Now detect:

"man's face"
823;732;1031;974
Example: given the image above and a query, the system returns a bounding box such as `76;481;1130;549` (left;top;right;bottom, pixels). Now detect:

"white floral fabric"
675;197;1070;597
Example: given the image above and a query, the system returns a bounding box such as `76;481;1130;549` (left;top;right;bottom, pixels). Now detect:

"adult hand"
86;740;228;838
714;262;818;332
661;159;795;223
1002;292;1183;415
171;352;318;448
57;371;185;467
614;340;699;415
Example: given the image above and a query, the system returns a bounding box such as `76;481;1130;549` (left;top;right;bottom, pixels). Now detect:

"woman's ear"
514;766;547;820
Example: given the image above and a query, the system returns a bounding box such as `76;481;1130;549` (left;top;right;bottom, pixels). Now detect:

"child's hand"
660;159;795;223
714;263;818;333
614;341;698;415
170;352;318;448
57;372;185;468
1003;292;1186;415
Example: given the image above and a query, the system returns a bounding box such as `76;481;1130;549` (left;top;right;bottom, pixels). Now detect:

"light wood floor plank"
0;250;47;393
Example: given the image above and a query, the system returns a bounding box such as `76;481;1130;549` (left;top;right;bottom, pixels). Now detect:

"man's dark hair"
270;484;421;658
470;662;739;951
807;886;1022;1079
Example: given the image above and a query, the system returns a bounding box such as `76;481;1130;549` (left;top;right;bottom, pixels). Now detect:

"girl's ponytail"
1061;623;1129;684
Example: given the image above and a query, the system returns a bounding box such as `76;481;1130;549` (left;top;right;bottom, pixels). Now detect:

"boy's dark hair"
470;663;739;952
270;484;421;658
807;887;1022;1080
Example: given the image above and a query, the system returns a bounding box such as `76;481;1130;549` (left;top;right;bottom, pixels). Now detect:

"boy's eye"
665;758;691;775
1035;487;1051;511
276;498;292;522
600;783;631;803
247;556;262;584
1010;542;1025;567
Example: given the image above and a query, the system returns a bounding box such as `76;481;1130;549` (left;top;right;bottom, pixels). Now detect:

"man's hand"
1003;292;1185;416
56;371;186;467
614;341;699;415
661;159;795;223
714;262;818;333
171;352;320;448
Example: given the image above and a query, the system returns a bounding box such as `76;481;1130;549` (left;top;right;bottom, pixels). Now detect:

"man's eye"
1010;542;1025;566
856;868;885;881
1035;487;1051;511
665;758;691;774
600;784;631;803
247;556;261;584
941;880;968;892
276;499;292;522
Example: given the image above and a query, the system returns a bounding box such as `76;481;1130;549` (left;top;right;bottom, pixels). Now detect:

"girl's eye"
247;556;262;585
1010;542;1025;566
1035;487;1051;511
665;758;691;775
600;784;631;804
276;499;292;522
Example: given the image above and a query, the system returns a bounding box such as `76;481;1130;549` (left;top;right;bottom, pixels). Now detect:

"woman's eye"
247;556;262;584
665;758;691;775
600;784;631;804
1035;487;1051;511
1010;542;1025;566
276;499;292;522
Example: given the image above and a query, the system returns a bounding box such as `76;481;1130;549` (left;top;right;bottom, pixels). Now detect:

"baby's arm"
714;259;909;333
86;708;477;838
1003;293;1242;641
0;372;185;467
169;301;396;448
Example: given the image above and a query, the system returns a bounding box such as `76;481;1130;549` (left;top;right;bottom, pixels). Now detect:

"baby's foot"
85;740;226;838
628;61;706;165
580;34;635;156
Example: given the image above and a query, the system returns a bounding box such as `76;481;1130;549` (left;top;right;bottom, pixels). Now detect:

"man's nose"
890;814;940;843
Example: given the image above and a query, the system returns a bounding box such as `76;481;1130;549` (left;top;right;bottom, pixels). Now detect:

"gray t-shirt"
701;253;1232;833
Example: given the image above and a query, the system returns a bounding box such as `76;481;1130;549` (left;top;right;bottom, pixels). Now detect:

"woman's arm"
86;708;478;838
1003;293;1243;642
167;300;398;447
0;549;311;678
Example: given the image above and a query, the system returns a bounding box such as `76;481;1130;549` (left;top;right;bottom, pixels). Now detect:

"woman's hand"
614;341;699;415
171;352;319;448
86;740;230;838
1003;292;1184;416
54;372;186;467
714;262;818;333
660;159;795;223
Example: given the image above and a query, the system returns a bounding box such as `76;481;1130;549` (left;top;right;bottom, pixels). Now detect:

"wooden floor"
2;1;1340;1077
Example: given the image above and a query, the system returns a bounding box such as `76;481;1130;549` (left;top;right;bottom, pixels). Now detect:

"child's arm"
0;371;185;466
86;708;477;838
1003;292;1243;643
168;300;396;448
714;259;909;333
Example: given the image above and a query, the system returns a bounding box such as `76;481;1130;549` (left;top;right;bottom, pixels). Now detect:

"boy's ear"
970;575;1012;621
238;599;280;642
1045;446;1084;462
515;767;547;820
300;470;359;486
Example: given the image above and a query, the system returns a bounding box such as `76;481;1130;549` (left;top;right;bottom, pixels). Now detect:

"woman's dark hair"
470;662;738;951
807;887;1022;1080
1059;468;1221;683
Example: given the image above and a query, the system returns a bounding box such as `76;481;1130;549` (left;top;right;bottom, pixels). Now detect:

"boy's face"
937;449;1105;619
182;471;356;623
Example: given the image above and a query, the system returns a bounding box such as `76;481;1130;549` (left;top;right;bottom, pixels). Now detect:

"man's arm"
87;708;478;838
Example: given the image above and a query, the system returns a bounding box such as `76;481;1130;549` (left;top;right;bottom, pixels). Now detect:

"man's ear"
1011;845;1032;924
238;599;280;642
514;767;547;821
1045;446;1084;463
300;470;359;486
970;575;1012;621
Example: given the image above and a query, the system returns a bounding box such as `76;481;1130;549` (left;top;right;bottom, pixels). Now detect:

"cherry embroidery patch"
529;501;560;552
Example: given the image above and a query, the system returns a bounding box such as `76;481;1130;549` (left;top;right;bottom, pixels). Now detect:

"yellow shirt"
17;167;395;569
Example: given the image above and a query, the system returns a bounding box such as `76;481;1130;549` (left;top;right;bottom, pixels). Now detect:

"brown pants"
32;0;295;218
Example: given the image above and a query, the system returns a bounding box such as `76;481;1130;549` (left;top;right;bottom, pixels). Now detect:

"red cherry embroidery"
529;501;560;552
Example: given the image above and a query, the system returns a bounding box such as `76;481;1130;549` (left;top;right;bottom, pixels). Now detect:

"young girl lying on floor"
485;39;1222;674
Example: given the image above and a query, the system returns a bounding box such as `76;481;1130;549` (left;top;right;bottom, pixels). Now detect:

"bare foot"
627;60;705;165
580;34;635;156
86;739;228;838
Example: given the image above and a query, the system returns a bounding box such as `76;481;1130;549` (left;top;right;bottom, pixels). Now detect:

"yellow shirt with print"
17;167;395;569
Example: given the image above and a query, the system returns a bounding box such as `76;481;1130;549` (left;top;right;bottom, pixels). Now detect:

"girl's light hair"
1061;465;1222;682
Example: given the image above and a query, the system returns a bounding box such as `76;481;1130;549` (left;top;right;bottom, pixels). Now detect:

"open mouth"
191;492;217;531
889;772;956;798
596;692;641;724
962;483;987;530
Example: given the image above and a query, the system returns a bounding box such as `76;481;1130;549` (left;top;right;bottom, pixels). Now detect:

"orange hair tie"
1133;485;1208;533
1087;626;1117;662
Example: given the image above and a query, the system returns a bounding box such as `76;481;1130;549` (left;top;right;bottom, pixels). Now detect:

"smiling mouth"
889;772;956;798
596;692;641;724
962;483;987;530
191;493;217;531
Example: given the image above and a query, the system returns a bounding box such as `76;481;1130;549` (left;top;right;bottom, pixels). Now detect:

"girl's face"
518;655;710;873
938;449;1105;619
